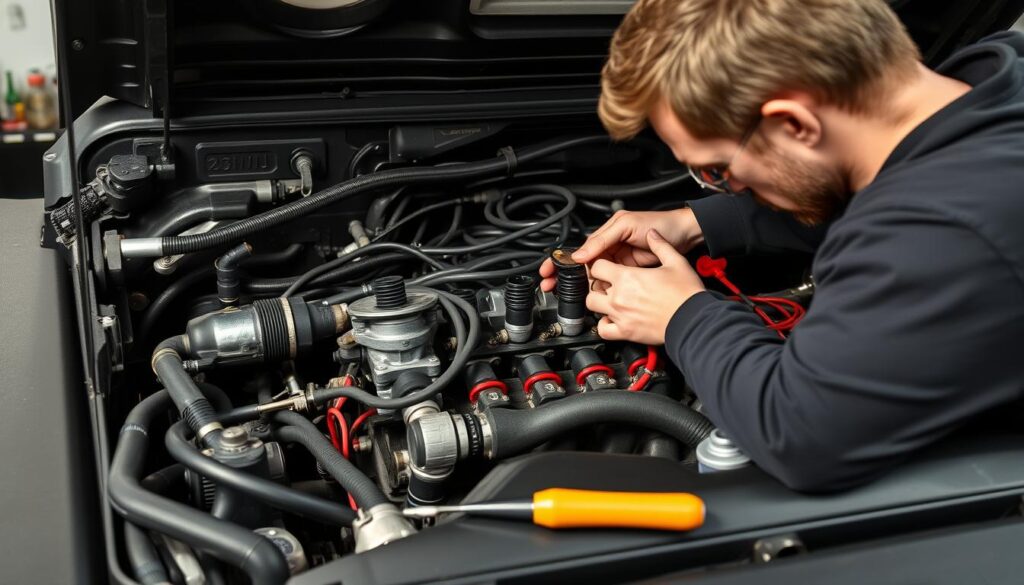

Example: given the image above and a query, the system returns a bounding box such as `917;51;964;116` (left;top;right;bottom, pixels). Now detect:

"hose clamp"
478;414;494;459
150;347;181;375
196;421;224;443
279;298;298;358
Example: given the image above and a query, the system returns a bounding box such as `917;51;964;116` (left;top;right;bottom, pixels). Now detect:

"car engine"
46;121;823;583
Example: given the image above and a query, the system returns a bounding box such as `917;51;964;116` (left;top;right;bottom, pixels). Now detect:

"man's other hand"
584;229;705;345
539;207;703;292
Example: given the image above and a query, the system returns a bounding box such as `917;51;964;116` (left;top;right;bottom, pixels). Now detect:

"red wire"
468;379;509;403
523;372;562;395
628;346;658;391
627;357;647;377
350;408;378;441
575;364;615;387
697;255;805;338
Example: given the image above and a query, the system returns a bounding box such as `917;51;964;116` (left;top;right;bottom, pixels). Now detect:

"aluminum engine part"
347;290;441;399
353;504;417;553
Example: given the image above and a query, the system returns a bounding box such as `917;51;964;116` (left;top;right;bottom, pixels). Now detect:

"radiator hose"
406;382;715;467
484;384;715;458
108;391;290;585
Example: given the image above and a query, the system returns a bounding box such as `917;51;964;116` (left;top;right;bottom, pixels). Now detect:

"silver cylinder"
696;430;751;473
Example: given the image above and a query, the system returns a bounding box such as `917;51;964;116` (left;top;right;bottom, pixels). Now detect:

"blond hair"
599;0;922;140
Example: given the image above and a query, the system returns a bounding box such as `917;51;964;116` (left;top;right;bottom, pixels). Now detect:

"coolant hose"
272;411;390;509
166;421;357;526
152;337;223;447
124;465;186;585
108;391;290;585
123;136;607;257
484;389;714;457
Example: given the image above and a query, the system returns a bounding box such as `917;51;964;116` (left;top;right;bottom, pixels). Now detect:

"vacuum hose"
107;391;290;585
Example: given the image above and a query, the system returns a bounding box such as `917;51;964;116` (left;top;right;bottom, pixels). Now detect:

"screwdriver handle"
531;488;705;531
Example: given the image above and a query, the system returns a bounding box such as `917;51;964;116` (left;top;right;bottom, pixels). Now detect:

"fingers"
588;258;622;282
585;288;612;314
645;229;684;267
596;315;625;340
573;211;627;264
539;258;555;277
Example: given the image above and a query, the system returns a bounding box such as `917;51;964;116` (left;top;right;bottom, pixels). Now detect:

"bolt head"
71;39;85;51
486;391;501;401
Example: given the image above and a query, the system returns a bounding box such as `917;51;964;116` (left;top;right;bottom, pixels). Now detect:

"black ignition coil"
569;347;617;392
549;248;588;337
517;354;565;406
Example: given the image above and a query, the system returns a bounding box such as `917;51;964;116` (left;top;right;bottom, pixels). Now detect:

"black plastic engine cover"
291;428;1024;585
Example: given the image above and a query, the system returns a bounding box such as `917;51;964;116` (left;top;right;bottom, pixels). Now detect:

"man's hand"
584;230;705;344
539;207;703;292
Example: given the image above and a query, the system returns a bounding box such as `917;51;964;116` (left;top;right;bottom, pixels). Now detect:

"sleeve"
687;193;829;257
664;206;1024;491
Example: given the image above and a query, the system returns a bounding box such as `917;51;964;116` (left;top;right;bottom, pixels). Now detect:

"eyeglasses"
687;118;761;196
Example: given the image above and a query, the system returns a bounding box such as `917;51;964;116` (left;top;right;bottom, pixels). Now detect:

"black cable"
373;198;462;242
281;242;447;297
347;140;386;179
418;184;575;256
413;258;545;287
108;392;290;585
154;136;607;256
567;172;692;199
165;422;357;525
244;252;410;294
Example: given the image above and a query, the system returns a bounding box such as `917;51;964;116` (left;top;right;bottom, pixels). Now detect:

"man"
540;0;1024;491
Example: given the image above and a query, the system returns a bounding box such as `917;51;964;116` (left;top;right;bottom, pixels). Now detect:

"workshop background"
2;3;1024;199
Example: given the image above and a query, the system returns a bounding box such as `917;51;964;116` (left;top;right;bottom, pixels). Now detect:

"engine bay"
46;114;845;582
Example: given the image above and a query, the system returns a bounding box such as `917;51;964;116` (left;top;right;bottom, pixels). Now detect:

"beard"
753;142;851;226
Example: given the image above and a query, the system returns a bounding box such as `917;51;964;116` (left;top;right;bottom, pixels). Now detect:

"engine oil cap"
550;247;580;269
696;430;751;473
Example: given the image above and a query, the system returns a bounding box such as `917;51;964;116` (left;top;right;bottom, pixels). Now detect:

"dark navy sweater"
673;32;1024;492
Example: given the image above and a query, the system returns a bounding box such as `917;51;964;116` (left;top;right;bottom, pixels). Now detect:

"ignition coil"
517;355;565;406
549;248;588;337
502;275;537;343
569;348;617;392
182;297;349;370
465;361;511;410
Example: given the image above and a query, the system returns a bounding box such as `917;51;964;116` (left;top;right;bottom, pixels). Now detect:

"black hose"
281;241;446;297
271;411;389;509
108;392;290;585
567;172;692;199
156;137;606;256
165;422;356;525
418;184;575;256
137;268;214;345
312;289;478;409
484;390;714;457
215;243;253;306
244;252;411;294
124;465;187;585
152;337;222;448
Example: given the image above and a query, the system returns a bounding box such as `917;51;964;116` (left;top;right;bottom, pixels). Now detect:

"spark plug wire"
695;256;806;338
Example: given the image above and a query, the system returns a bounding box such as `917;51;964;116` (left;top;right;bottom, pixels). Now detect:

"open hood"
55;0;1024;121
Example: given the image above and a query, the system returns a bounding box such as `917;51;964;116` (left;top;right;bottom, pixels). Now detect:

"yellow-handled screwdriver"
401;488;705;531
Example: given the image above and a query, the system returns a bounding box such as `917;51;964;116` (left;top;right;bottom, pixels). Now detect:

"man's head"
600;0;922;224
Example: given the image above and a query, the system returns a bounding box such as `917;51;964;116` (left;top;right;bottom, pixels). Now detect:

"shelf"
0;129;60;144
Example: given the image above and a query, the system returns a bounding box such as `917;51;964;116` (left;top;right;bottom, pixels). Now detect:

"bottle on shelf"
2;70;17;121
25;71;57;130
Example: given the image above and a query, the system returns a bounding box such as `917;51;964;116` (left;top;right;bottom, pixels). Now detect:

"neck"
840;64;971;192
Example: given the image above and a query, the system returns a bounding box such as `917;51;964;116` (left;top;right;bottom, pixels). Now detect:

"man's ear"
761;99;823;148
